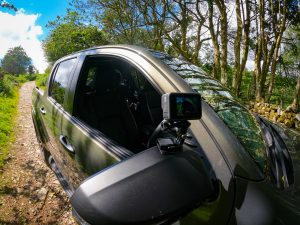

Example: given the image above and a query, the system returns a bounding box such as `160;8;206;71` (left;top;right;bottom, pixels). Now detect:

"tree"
0;0;17;11
0;67;4;79
135;0;166;51
232;0;251;96
72;0;210;64
291;75;300;111
43;11;108;63
162;0;209;65
265;0;297;101
282;26;300;77
205;0;228;85
71;0;161;49
68;0;299;101
101;0;146;45
214;0;228;86
253;0;298;101
28;65;37;75
1;46;31;75
207;0;221;79
283;25;300;111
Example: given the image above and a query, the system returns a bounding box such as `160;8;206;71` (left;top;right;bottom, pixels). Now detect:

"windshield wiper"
256;115;294;190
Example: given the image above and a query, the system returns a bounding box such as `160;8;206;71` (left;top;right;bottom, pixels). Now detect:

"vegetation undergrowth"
0;88;19;170
202;65;296;109
0;73;40;169
236;70;297;108
35;73;48;90
14;73;37;84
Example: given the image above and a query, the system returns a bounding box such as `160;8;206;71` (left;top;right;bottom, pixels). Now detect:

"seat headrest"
95;67;121;92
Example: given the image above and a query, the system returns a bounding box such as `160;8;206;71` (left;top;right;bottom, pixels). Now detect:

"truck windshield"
151;51;267;171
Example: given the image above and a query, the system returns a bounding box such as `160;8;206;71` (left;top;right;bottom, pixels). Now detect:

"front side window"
50;58;76;105
74;56;162;152
151;50;267;171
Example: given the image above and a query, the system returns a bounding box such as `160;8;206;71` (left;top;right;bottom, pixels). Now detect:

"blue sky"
0;0;71;72
11;0;70;40
2;0;70;40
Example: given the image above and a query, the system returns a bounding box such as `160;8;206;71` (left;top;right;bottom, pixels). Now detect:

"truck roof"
58;44;148;61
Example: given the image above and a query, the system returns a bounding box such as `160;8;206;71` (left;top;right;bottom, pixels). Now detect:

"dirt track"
0;82;76;225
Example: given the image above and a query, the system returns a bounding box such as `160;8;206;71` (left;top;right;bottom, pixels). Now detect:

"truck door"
59;55;126;190
39;58;77;186
59;51;169;190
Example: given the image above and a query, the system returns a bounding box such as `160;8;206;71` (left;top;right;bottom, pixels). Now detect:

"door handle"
59;135;75;154
40;107;46;115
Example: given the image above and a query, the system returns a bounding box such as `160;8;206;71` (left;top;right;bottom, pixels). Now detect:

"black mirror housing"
71;147;215;225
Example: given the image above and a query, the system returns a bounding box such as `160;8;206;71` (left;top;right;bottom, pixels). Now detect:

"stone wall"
249;102;300;132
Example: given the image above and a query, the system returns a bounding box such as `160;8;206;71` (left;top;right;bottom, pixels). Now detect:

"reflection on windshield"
151;51;267;170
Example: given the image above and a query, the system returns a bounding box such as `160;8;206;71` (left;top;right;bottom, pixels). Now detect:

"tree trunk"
266;35;282;101
137;0;165;51
151;1;165;51
208;1;221;79
216;0;228;86
180;2;188;56
162;0;207;63
255;34;263;101
234;0;250;96
232;0;243;95
290;74;300;111
254;0;289;102
255;0;266;101
191;0;207;65
266;0;287;101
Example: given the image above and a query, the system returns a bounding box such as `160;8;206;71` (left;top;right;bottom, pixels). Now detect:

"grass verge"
35;73;49;90
0;88;19;169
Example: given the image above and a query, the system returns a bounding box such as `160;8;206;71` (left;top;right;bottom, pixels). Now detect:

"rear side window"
50;58;76;105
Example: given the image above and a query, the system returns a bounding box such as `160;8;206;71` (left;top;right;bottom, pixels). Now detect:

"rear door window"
50;58;76;105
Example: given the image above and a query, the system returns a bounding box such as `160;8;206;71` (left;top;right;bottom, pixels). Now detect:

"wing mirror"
71;147;214;225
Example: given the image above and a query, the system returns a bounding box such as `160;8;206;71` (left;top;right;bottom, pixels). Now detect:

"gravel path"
0;82;76;225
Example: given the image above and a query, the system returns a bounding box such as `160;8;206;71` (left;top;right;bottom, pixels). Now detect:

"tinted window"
151;51;267;171
51;58;76;105
74;56;162;152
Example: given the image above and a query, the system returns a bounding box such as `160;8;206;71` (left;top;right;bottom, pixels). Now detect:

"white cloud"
0;10;47;73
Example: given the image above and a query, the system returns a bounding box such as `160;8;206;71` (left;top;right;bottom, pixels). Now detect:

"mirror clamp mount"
157;119;191;154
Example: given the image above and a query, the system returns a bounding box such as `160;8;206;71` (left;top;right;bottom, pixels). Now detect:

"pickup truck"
32;45;300;225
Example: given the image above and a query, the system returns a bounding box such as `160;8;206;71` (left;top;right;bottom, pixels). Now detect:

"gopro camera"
162;93;202;121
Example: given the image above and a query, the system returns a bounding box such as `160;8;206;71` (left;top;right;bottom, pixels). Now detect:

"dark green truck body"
31;45;300;225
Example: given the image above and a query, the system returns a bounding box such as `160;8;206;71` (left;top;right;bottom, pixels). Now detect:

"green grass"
0;88;19;169
35;73;49;90
0;73;44;169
